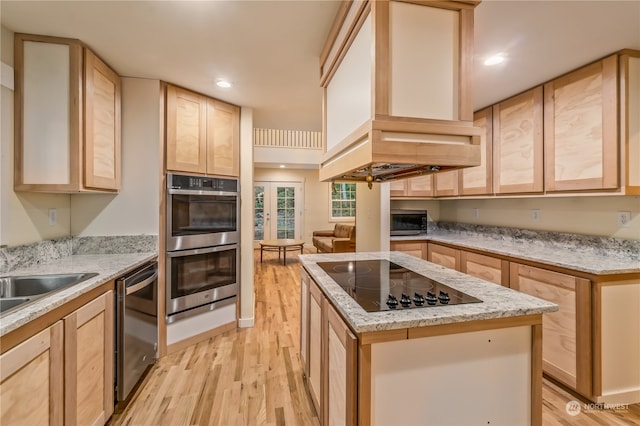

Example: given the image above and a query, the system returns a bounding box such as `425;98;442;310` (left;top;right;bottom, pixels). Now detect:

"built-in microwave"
390;209;428;236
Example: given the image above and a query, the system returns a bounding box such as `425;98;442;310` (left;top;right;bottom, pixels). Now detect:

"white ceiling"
2;1;639;132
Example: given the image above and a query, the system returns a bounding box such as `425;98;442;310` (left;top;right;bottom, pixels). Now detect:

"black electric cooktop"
317;259;482;312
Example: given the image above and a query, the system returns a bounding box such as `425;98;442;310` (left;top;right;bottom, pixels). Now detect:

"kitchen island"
299;251;557;426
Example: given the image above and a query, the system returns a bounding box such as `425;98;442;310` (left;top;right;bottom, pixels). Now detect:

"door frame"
253;180;304;243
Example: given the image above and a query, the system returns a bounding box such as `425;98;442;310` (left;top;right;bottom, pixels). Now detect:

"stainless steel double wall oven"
165;173;239;323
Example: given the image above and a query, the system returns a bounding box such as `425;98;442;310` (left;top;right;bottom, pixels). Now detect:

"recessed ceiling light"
216;80;232;88
279;164;286;168
484;54;506;66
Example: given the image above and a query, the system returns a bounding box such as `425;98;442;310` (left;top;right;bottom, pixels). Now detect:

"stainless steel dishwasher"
115;260;158;406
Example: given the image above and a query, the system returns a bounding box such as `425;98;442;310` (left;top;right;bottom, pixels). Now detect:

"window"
331;183;356;220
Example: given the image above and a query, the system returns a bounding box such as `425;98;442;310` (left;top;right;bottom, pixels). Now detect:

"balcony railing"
253;128;323;150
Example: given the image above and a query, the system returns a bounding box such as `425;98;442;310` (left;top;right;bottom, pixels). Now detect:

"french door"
254;181;303;241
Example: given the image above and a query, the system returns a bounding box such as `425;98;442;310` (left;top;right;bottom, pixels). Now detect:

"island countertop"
299;251;558;334
0;252;156;337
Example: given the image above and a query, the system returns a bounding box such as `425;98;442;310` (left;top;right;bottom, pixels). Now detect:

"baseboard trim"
238;317;254;328
166;320;236;355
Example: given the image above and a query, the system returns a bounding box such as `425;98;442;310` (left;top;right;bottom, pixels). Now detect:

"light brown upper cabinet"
460;107;493;195
492;87;544;194
390;175;434;198
389;180;408;197
166;85;207;174
166;84;240;177
544;55;619;192
206;99;240;177
434;170;459;197
619;52;640;195
14;34;121;193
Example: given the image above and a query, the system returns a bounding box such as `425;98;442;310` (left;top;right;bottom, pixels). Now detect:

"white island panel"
371;325;531;425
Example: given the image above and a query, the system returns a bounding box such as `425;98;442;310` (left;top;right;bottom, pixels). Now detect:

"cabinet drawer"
460;251;508;286
427;244;460;270
510;263;591;397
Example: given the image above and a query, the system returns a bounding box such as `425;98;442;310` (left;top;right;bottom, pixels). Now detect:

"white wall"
239;108;255;328
71;78;161;236
1;26;71;246
355;182;390;251
253;167;338;245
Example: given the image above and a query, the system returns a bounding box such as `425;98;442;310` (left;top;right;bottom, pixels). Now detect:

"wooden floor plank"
110;248;640;426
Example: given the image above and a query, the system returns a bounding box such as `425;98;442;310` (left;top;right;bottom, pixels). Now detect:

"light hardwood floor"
111;249;640;426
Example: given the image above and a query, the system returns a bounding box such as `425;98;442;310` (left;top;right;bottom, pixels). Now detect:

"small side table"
259;239;305;265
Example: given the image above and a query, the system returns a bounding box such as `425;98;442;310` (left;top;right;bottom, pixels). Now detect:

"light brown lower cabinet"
301;270;358;426
323;302;357;426
427;243;460;270
510;263;592;397
0;322;64;425
0;289;114;426
307;277;323;416
390;240;427;259
460;250;509;286
64;290;114;425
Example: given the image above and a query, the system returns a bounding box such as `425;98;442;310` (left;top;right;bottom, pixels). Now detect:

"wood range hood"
319;0;482;187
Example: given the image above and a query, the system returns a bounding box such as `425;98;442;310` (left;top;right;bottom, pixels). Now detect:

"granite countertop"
0;252;156;336
391;231;640;275
300;251;558;334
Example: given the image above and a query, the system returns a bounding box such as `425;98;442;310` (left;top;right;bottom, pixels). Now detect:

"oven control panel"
168;173;238;192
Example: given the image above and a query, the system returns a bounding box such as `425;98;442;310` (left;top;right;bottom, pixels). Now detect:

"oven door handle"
125;271;158;296
167;188;238;196
166;244;238;257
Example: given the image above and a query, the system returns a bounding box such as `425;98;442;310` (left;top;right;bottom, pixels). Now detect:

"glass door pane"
254;184;268;240
276;185;296;239
254;181;302;242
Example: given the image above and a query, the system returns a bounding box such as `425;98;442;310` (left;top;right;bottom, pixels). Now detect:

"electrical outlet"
48;208;57;226
472;208;479;220
617;211;631;228
531;209;540;222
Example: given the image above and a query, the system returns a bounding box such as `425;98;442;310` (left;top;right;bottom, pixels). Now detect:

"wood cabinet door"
427;243;460;270
390;241;427;259
300;268;311;377
434;170;458;197
13;34;83;192
493;87;544;194
460;107;493;195
0;322;64;426
324;302;357;426
84;48;121;191
510;264;591;397
407;175;433;197
459;250;508;286
308;280;324;417
389;180;407;197
64;291;114;426
166;85;207;174
207;99;240;177
544;55;619;192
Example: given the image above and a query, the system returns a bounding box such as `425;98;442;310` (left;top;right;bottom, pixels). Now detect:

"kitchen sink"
0;272;98;316
0;273;98;298
0;298;32;314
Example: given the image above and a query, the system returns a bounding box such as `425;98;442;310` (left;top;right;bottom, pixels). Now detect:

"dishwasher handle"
126;271;158;296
